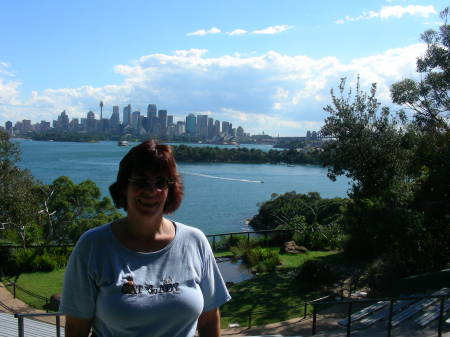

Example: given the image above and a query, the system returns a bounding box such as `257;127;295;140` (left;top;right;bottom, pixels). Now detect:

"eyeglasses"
128;176;174;190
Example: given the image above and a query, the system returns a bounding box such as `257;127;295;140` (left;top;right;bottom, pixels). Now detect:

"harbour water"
13;139;350;235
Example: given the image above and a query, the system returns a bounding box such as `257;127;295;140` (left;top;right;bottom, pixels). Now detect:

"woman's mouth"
137;199;159;208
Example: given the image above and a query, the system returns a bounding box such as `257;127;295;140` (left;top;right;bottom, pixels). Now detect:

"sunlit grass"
4;269;65;310
220;249;342;327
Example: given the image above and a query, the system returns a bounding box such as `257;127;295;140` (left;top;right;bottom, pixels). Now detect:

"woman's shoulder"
174;221;209;245
75;222;113;248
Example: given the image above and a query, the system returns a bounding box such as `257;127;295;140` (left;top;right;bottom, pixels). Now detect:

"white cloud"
252;25;293;35
0;43;426;136
423;21;444;26
187;27;221;36
0;79;21;105
226;29;248;36
218;107;306;131
336;5;437;23
0;62;15;77
186;25;294;37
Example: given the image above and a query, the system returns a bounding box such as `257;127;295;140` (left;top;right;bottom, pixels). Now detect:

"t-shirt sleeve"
199;239;232;312
59;234;97;319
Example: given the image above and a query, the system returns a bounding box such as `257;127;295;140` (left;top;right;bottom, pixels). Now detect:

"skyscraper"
176;121;186;136
110;106;120;127
147;104;157;118
58;110;69;130
222;121;230;135
86;111;96;132
196;115;208;139
214;120;220;137
123;104;131;126
158;109;167;136
207;117;214;139
236;126;244;138
186;114;197;136
131;111;140;129
5;121;12;134
147;104;157;132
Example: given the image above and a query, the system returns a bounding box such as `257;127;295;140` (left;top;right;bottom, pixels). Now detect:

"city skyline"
0;0;448;136
4;102;253;141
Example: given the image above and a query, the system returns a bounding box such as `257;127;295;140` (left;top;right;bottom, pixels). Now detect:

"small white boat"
118;140;129;146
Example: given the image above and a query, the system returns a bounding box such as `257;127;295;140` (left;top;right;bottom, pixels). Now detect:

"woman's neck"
113;216;175;252
125;214;166;237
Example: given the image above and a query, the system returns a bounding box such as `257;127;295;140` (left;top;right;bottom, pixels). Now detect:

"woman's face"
124;171;171;219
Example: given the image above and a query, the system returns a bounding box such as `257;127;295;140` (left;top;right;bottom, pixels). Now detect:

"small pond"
216;258;253;284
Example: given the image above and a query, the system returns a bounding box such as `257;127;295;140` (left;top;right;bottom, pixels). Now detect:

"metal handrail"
0;229;295;249
206;229;294;252
14;312;63;337
310;293;450;337
206;229;293;237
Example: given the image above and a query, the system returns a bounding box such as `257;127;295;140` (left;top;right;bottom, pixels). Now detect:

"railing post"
247;232;250;247
304;302;307;318
56;315;61;337
46;298;49;313
438;296;445;337
312;304;317;335
17;316;24;337
212;236;216;252
347;301;352;337
13;282;16;298
248;310;252;328
387;299;394;337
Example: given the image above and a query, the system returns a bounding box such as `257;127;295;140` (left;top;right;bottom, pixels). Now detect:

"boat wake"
180;171;263;183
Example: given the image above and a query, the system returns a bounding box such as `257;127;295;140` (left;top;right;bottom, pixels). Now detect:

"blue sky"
0;0;447;136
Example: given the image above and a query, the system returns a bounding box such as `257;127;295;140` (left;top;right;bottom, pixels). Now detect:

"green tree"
38;176;121;243
0;131;42;247
321;77;411;198
390;8;450;272
391;7;449;130
321;9;450;284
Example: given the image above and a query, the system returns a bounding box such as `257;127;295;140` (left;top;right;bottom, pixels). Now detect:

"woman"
60;140;231;337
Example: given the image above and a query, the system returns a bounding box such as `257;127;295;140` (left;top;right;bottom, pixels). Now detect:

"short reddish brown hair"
109;140;183;213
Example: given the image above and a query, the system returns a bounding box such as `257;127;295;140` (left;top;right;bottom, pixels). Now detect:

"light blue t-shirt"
60;222;231;337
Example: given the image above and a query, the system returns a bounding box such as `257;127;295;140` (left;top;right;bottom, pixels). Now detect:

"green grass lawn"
213;250;233;257
219;250;341;328
4;269;65;310
278;250;338;269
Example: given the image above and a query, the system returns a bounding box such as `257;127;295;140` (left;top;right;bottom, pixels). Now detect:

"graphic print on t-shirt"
121;275;180;296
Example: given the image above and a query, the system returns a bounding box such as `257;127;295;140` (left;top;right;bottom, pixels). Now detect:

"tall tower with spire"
100;101;103;132
99;101;104;132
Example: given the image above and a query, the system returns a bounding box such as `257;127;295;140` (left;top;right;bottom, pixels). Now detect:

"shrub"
3;247;68;274
242;247;281;273
366;258;406;296
296;260;340;290
10;249;36;273
290;218;344;251
34;254;56;272
44;247;72;268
